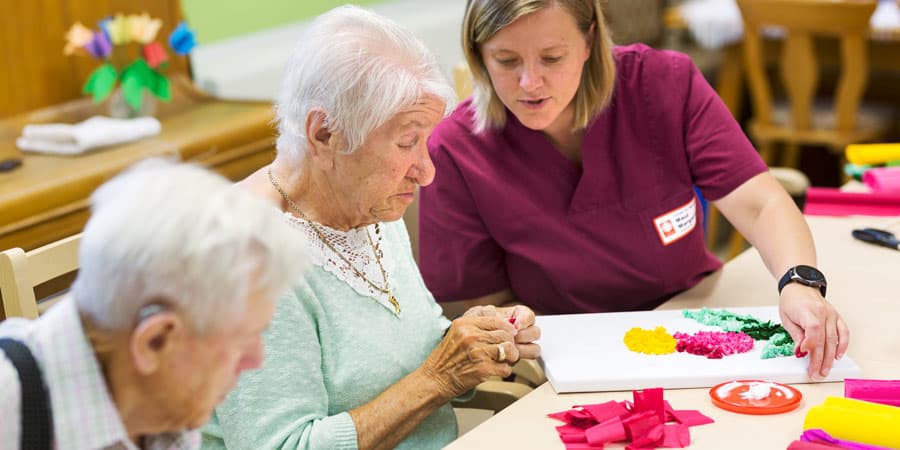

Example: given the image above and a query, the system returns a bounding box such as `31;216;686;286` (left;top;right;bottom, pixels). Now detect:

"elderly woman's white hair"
72;158;307;333
274;5;456;158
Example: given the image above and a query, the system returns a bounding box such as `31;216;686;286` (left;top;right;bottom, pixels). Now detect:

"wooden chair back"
737;0;877;135
0;234;81;320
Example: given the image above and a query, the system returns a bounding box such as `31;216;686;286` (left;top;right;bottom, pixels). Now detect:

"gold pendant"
389;295;400;314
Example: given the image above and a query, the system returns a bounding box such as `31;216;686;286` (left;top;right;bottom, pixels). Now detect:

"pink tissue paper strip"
844;378;900;407
863;167;900;194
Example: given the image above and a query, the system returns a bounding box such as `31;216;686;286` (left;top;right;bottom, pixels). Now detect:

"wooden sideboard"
0;77;277;251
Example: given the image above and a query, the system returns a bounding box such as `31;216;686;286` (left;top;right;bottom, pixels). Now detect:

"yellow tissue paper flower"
623;326;677;355
64;22;94;55
105;14;131;45
129;13;163;44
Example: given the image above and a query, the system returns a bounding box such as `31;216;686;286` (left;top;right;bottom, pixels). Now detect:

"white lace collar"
281;212;399;315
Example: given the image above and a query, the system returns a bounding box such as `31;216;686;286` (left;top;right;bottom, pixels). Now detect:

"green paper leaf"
120;72;144;111
82;63;117;103
120;58;172;108
120;59;156;110
148;69;171;101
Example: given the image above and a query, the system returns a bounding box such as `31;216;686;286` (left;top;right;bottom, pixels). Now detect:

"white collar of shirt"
19;297;200;450
281;213;401;316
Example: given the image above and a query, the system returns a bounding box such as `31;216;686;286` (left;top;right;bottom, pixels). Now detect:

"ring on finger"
497;343;506;362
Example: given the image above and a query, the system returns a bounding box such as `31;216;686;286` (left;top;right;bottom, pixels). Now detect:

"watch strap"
778;266;827;297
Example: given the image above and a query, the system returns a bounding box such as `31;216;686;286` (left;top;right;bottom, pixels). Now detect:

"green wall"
182;1;387;45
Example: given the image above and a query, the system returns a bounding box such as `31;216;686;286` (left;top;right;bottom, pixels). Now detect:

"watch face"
795;265;824;282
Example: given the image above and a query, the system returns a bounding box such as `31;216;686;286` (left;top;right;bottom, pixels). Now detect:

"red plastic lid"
709;380;802;415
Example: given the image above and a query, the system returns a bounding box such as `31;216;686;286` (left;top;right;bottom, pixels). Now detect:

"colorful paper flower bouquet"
64;14;197;115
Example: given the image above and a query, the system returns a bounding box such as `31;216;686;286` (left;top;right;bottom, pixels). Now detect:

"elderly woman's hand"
419;314;519;400
778;283;849;380
464;304;541;360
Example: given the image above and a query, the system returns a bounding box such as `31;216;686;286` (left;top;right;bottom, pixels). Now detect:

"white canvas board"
536;306;861;393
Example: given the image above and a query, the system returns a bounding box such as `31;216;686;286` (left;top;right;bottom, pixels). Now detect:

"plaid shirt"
0;297;200;450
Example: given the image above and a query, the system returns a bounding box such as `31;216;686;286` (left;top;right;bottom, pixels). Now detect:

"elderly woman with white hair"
201;5;541;450
0;159;307;449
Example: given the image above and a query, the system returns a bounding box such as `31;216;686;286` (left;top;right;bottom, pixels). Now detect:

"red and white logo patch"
653;197;697;245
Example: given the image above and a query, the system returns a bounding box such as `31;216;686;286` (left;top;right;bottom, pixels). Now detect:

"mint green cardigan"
201;219;457;450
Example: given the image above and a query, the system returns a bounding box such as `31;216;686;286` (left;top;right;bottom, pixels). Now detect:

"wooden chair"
737;0;891;168
0;234;80;320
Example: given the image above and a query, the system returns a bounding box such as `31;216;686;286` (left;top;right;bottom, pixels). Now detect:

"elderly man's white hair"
275;5;456;158
72;158;307;333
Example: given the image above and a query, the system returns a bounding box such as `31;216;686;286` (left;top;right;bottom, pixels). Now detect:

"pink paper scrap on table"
844;378;900;408
548;387;714;449
803;187;900;216
863;167;900;194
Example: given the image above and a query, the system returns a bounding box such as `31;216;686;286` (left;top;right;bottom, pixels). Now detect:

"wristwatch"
778;265;827;297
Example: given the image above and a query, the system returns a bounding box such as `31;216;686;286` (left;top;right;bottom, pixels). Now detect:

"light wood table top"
446;215;900;450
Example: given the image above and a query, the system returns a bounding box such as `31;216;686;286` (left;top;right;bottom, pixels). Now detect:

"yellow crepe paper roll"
846;144;900;165
803;396;900;448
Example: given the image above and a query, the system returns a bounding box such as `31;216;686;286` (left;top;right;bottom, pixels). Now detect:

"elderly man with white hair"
0;159;308;450
202;5;541;450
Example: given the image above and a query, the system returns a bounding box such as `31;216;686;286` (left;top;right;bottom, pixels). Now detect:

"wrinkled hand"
464;304;541;360
779;284;849;379
419;314;518;400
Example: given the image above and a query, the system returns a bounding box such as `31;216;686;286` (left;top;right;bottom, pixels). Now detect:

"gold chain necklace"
268;167;400;314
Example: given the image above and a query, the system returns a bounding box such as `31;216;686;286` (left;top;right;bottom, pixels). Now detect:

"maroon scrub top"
419;45;768;314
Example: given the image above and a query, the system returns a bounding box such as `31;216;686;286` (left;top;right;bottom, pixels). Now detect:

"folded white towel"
16;116;162;155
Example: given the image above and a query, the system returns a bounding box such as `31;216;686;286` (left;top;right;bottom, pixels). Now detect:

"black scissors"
851;228;900;251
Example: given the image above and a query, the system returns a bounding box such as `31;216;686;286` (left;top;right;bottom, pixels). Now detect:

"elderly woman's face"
480;4;591;133
333;94;445;223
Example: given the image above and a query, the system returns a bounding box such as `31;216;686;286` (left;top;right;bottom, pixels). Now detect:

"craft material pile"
549;388;714;449
622;308;797;359
792;378;900;449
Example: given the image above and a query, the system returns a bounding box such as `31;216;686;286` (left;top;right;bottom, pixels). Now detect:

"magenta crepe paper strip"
567;409;598;429
801;429;895;450
585;420;627;446
804;187;900;216
671;409;716;427
557;424;588;434
564;444;598;450
550;390;714;449
633;388;667;423
578;400;630;422
662;424;691;447
843;378;900;407
628;423;665;449
623;411;662;442
560;432;588;443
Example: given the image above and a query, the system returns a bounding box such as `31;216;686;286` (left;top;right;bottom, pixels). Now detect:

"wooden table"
0;77;277;252
446;215;900;449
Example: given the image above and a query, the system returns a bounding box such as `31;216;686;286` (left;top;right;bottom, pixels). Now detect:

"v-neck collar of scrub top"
503;108;621;215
